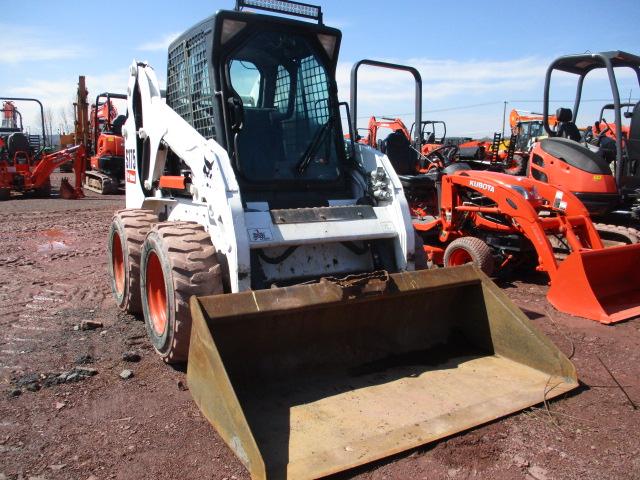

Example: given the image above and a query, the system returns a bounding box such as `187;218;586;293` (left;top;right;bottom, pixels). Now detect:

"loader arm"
125;62;251;292
440;170;604;276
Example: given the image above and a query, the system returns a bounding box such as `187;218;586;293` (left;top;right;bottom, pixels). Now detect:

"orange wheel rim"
146;251;167;336
448;248;472;266
112;232;125;295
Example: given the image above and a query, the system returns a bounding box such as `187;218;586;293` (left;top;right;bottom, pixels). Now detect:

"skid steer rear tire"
140;222;222;364
594;223;640;247
108;209;158;314
444;236;495;276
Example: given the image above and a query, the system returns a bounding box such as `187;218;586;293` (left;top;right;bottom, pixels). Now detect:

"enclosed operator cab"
165;5;350;208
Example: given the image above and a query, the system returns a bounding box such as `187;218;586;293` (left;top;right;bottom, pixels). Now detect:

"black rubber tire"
503;153;527;176
140;222;222;364
0;187;10;201
443;236;495;276
108;209;158;313
594;223;640;247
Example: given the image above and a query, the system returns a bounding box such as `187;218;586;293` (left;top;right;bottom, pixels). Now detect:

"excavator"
449;110;559;177
106;3;577;479
509;109;557;153
0;97;84;200
83;91;127;194
353;61;640;324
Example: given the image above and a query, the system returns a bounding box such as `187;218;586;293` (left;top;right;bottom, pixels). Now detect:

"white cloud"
338;56;550;104
137;32;181;52
0;24;84;63
336;56;554;136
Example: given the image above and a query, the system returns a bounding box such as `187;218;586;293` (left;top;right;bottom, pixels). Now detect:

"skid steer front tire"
140;222;222;364
444;236;495;276
108;209;158;314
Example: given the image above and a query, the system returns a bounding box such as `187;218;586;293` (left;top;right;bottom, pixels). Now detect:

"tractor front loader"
414;170;640;323
107;2;577;478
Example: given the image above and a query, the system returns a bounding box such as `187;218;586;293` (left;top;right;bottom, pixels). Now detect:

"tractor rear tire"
108;209;158;314
0;187;10;201
444;236;495;276
594;223;640;247
140;222;222;364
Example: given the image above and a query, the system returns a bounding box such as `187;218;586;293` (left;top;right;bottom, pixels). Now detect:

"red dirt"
1;173;639;480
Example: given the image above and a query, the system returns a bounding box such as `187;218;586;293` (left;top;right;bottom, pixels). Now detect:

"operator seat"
7;132;31;165
384;130;417;175
555;108;582;142
110;115;127;136
424;132;436;144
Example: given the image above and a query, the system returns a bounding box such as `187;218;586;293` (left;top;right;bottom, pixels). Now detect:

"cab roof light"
235;0;323;24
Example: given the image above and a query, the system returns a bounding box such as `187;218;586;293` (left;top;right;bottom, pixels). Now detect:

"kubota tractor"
106;3;576;478
527;51;640;228
0;97;84;200
354;61;640;324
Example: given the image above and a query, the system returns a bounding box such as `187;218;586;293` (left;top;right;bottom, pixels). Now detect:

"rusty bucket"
547;243;640;324
188;265;577;479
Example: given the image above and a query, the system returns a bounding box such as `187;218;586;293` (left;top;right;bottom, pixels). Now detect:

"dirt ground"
1;173;639;480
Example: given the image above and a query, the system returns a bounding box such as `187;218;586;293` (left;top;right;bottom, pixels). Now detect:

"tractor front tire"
140;222;222;364
594;223;640;247
108;209;158;314
0;187;10;201
443;236;495;276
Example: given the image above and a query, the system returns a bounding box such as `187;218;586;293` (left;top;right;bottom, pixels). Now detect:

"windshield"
227;30;342;184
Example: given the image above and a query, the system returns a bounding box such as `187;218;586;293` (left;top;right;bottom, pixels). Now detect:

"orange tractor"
526;51;640;225
0;97;85;200
361;116;447;155
351;61;640;324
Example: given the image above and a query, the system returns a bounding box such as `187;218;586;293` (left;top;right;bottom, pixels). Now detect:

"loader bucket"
547;243;640;324
188;265;577;480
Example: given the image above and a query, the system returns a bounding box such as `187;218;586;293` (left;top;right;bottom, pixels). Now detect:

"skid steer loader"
107;1;577;478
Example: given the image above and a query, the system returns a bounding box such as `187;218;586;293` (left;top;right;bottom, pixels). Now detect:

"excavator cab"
163;2;348;209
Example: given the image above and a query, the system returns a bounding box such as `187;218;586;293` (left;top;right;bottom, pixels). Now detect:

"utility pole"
501;101;508;137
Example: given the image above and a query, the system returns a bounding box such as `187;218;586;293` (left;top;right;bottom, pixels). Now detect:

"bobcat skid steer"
107;1;577;478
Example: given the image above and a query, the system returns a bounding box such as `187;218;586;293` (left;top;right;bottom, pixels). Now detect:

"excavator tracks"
83;171;119;195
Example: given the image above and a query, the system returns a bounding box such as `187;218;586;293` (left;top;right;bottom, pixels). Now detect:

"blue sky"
2;0;639;137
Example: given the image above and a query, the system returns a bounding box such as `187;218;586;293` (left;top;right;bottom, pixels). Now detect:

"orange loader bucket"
547;243;640;324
